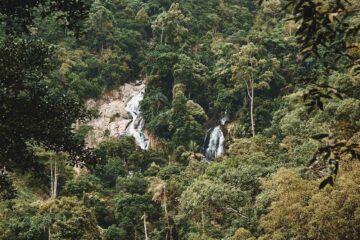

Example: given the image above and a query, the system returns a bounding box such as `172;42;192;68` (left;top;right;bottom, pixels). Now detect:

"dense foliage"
0;0;359;239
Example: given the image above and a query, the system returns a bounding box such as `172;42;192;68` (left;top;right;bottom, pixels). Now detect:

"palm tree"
148;177;172;240
188;140;199;152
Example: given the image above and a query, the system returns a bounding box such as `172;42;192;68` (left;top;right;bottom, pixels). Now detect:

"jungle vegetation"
0;0;359;239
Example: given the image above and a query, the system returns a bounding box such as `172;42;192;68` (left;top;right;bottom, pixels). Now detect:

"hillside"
0;0;360;239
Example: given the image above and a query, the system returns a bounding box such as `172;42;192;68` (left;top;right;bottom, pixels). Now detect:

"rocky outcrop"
84;81;145;147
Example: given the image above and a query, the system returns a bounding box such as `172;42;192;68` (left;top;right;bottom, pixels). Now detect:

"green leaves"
38;197;101;239
261;162;360;239
173;54;210;105
231;42;276;92
0;0;90;36
0;169;17;201
151;3;190;45
303;85;343;113
0;37;89;170
286;0;358;72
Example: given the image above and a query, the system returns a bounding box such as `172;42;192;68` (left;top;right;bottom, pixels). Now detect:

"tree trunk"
48;227;51;240
53;158;58;198
201;206;205;236
50;161;53;197
163;184;173;240
250;85;255;137
249;57;255;137
143;212;148;240
50;157;58;198
161;22;164;44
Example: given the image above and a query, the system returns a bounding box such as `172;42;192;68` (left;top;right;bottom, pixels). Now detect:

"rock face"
84;82;146;147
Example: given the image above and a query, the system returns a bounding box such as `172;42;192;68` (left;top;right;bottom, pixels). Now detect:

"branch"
218;206;249;219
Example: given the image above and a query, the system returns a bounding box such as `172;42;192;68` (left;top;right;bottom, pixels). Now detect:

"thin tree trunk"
244;79;255;137
50;161;53;197
164;201;172;240
250;85;255;137
53;158;58;198
50;157;58;198
143;212;148;240
161;22;164;44
163;184;172;240
250;58;255;137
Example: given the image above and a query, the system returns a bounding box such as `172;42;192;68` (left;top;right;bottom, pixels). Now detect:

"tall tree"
148;177;173;240
151;3;189;45
85;1;114;51
173;54;210;103
0;38;88;170
231;42;278;136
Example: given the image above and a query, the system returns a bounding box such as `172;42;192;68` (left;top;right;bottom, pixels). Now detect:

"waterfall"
203;112;229;160
204;126;225;160
220;111;230;125
124;89;149;150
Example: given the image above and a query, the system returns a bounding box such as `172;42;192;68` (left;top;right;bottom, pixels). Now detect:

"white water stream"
124;89;149;150
204;112;229;160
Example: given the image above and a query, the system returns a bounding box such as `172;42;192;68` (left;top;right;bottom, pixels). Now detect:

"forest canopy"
0;0;359;239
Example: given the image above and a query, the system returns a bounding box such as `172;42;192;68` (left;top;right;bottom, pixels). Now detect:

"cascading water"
204;126;225;159
203;112;229;160
124;89;149;150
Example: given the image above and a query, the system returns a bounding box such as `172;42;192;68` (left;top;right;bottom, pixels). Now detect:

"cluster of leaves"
303;84;343;112
0;0;91;36
268;0;360;71
0;37;90;170
0;169;17;201
309;132;360;189
259;165;360;240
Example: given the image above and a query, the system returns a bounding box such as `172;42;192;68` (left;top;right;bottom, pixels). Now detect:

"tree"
31;145;68;199
141;89;170;126
259;164;360;240
0;0;91;37
271;0;360;73
64;174;103;198
169;85;207;148
0;38;88;170
180;177;245;239
231;42;278;136
0;204;46;239
261;0;282;20
38;197;101;239
0;168;17;201
85;1;114;51
142;212;149;240
151;3;189;45
173;54;210;103
114;193;161;239
148;177;173;240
